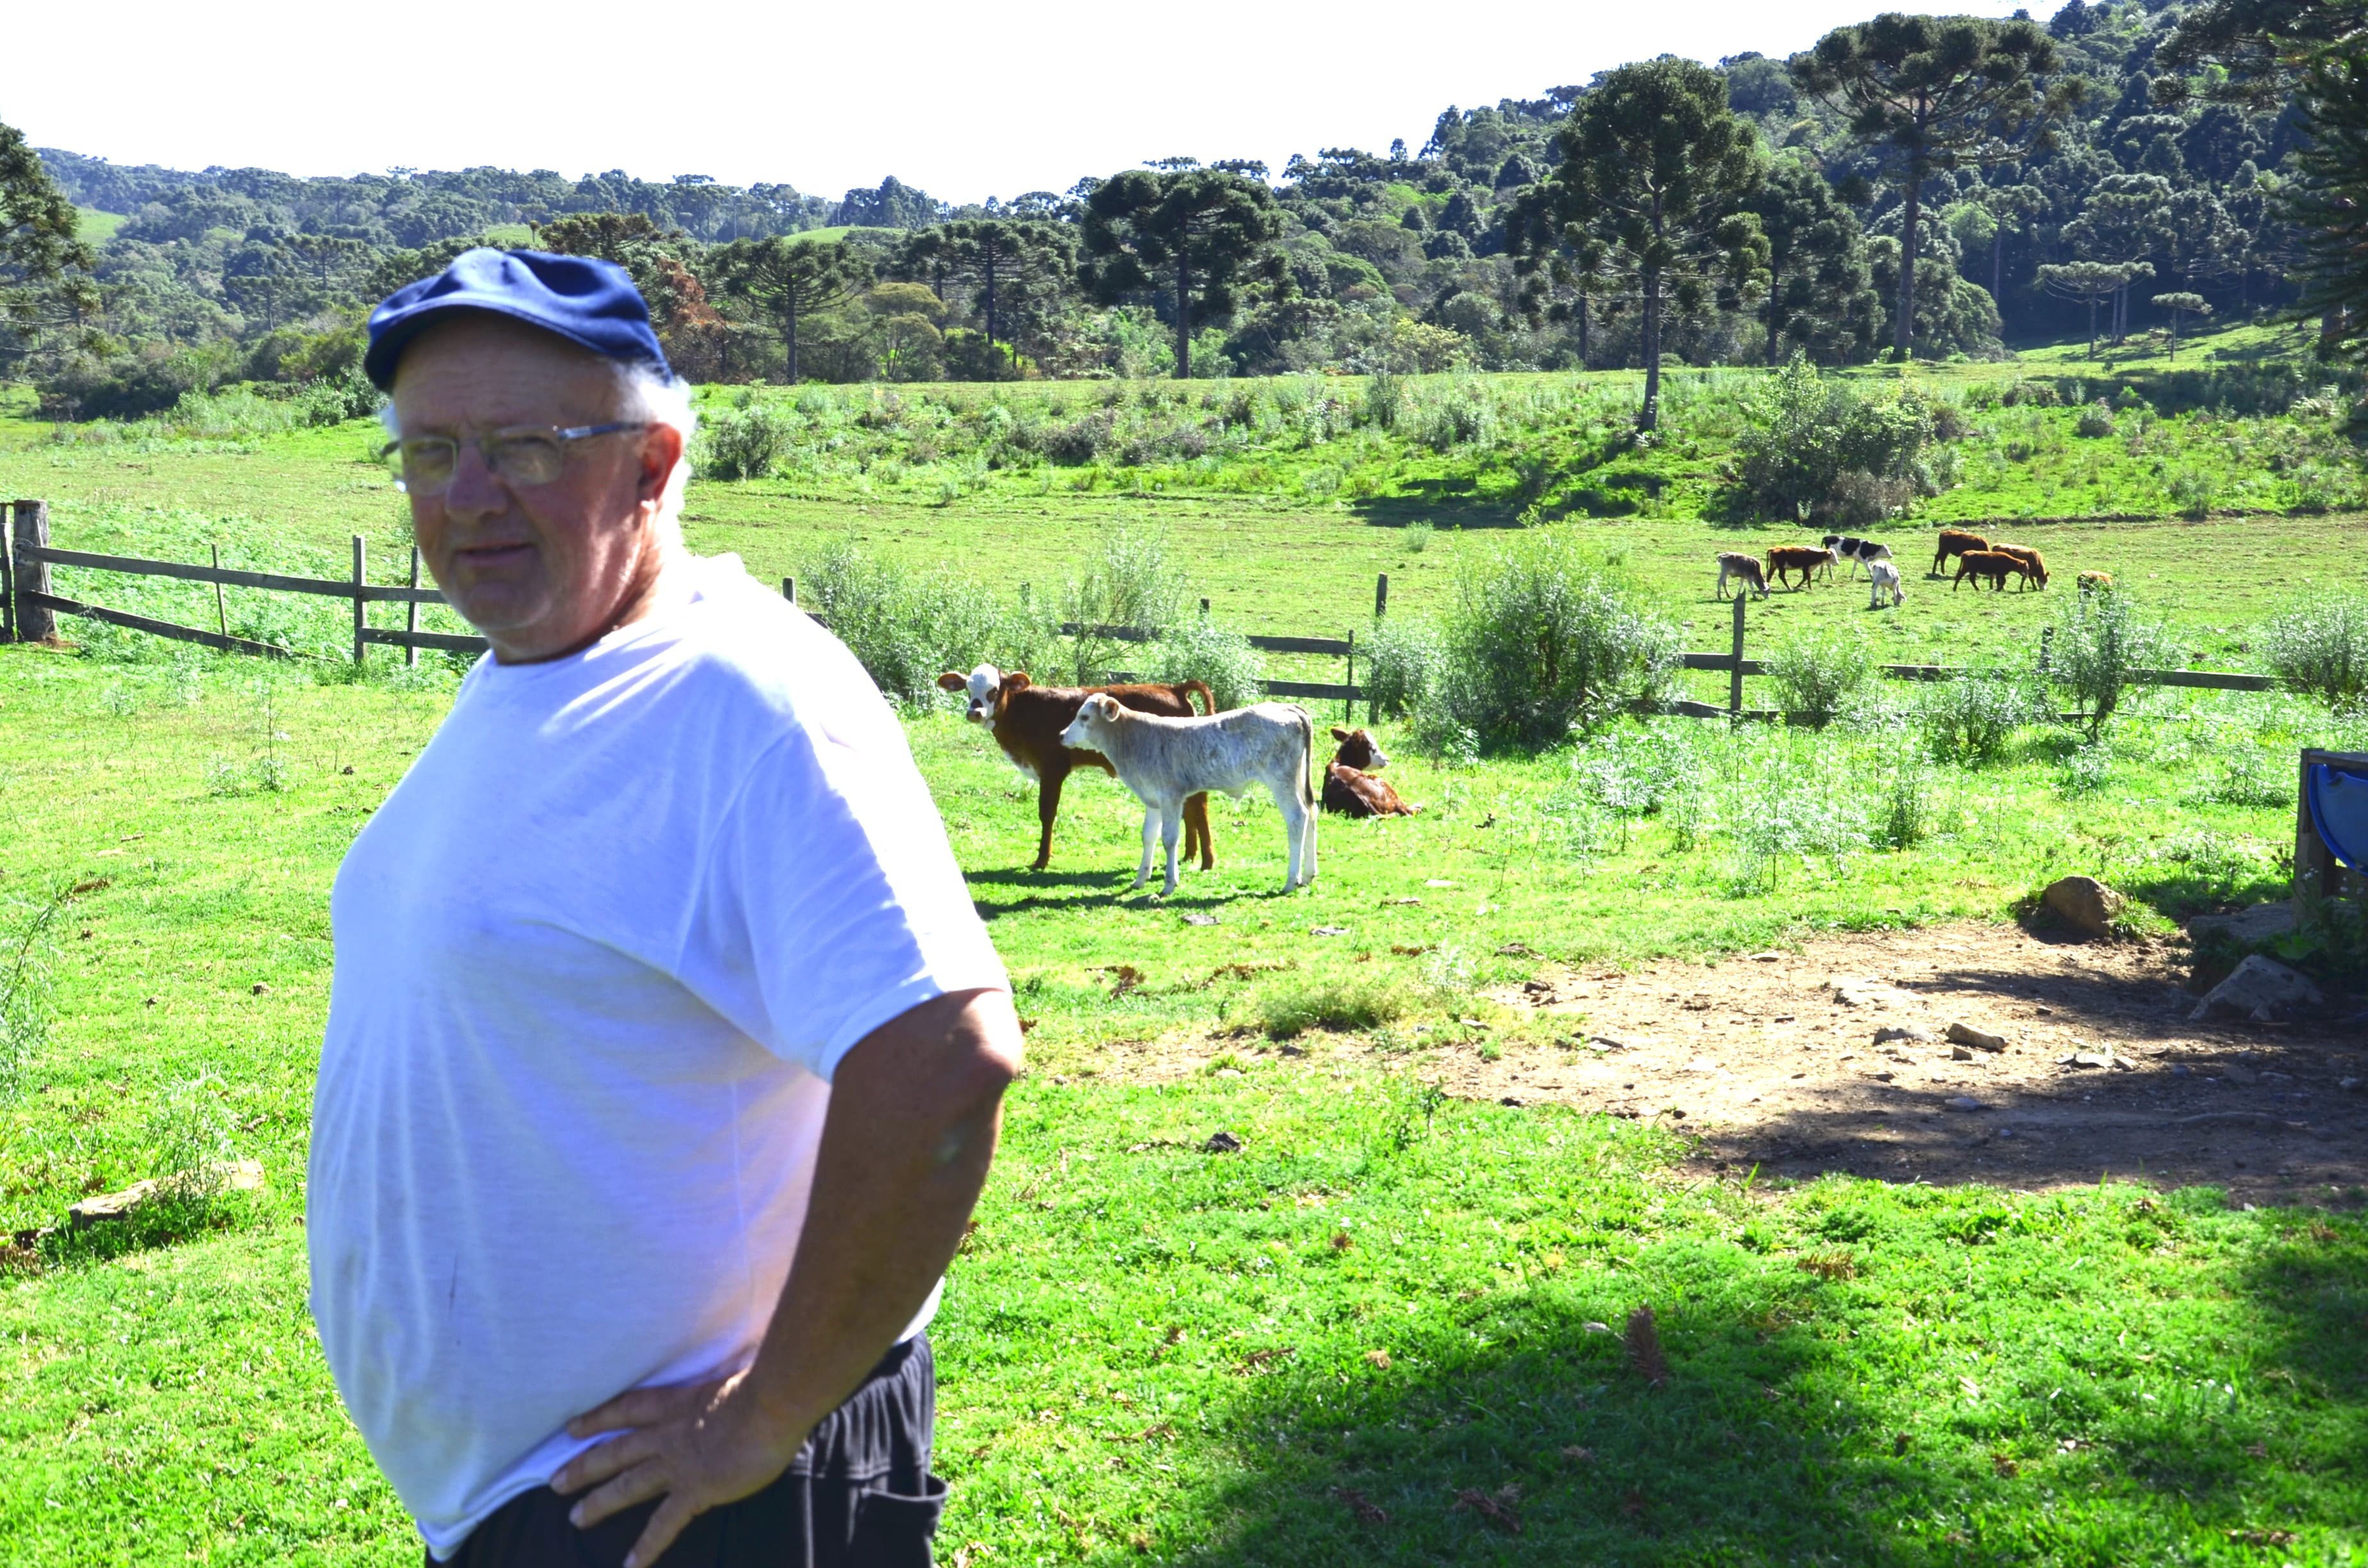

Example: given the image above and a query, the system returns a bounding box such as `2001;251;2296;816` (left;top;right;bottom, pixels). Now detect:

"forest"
0;0;2331;420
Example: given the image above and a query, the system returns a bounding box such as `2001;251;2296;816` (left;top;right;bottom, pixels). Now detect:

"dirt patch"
1078;922;2367;1206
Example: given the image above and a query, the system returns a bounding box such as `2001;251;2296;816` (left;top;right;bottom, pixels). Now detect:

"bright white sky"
15;0;2042;206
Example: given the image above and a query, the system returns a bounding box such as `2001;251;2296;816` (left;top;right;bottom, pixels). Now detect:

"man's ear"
1330;726;1351;742
937;672;967;692
1005;672;1032;691
636;421;686;507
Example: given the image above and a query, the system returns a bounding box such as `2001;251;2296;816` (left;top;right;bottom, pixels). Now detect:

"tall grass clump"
1419;528;1679;753
0;890;62;1100
1764;623;1879;726
1058;524;1190;685
2050;587;2169;739
1142;616;1264;711
2260;592;2368;707
1362;614;1443;719
1919;673;2037;764
698;400;795;480
1732;354;1938;524
798;539;1004;704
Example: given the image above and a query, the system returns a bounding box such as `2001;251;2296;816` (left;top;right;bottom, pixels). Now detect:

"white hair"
379;344;698;546
612;359;697;547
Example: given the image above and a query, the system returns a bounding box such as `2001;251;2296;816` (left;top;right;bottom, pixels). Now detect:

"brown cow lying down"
1322;726;1418;818
939;664;1215;872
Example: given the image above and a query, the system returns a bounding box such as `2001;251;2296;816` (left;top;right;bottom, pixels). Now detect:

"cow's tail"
1183;678;1217;716
1297;706;1316;807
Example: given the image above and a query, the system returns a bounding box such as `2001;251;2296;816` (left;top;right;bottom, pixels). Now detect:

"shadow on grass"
1349;486;1524;531
952;1081;2368;1565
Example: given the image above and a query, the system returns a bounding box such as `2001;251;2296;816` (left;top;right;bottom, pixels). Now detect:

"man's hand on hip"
551;1368;803;1568
550;986;1021;1567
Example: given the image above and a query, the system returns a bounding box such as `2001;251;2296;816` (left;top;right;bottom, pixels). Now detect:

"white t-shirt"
306;553;1006;1558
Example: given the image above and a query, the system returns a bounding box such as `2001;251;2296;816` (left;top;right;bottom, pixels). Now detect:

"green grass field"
4;357;2367;1562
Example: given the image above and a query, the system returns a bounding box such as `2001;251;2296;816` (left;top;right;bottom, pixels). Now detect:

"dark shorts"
437;1334;943;1568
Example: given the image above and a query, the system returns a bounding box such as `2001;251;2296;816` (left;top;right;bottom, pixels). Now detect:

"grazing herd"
1715;525;2075;610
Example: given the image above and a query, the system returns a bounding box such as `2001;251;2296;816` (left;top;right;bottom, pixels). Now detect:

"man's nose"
441;443;509;519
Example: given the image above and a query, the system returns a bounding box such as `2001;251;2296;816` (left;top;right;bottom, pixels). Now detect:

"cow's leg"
1133;807;1156;888
1160;803;1182;896
1183;791;1214;870
1033;762;1069;871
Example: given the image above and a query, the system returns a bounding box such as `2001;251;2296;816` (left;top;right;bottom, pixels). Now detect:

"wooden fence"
4;502;2283;720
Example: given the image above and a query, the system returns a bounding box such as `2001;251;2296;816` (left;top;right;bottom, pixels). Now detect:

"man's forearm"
739;987;1023;1444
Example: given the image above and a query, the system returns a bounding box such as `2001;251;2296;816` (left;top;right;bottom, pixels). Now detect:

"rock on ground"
2191;954;2326;1024
2043;875;2126;941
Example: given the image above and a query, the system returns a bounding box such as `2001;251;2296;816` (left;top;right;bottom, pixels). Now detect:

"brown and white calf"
1058;694;1318;895
937;665;1215;872
1322;726;1418;818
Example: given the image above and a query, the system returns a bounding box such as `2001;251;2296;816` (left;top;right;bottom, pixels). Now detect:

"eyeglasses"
378;422;651;494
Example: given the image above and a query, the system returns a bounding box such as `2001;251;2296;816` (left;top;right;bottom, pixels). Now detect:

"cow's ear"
1006;672;1031;691
936;672;967;692
1330;726;1351;741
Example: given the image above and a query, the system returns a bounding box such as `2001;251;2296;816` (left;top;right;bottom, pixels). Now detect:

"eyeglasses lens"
388;433;566;494
487;434;566;486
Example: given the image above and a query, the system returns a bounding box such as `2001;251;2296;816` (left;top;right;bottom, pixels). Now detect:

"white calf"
1058;694;1317;895
1715;551;1768;600
1867;559;1905;608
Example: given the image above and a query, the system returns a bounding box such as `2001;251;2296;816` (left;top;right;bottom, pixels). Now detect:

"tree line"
0;0;2355;424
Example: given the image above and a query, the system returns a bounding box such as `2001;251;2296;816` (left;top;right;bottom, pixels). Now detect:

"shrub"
799;539;1005;704
2260;593;2368;706
698;402;794;480
1764;623;1879;726
1402;519;1434;553
1733;354;1936;521
1025;410;1114;464
1362;370;1405;430
2049;588;2169;739
1256;971;1414;1038
1421;529;1680;751
2075;400;2116;438
1920;674;2037;764
1143;616;1264;712
2057;740;2115;797
1877;751;1932;849
1058;525;1190;684
2166;468;2217;519
1361;614;1443;719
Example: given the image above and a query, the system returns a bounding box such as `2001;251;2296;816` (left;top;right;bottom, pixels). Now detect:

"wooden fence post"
1728;591;1747;719
1199;597;1210;617
2038;625;2053;680
210;544;229;642
1374;573;1388;618
782;576;795;604
12;500;53;642
350;535;366;667
0;503;13;643
405;546;422;669
1344;628;1356;722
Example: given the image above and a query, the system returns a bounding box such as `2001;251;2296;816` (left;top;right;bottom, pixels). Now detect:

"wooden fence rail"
0;506;2292;719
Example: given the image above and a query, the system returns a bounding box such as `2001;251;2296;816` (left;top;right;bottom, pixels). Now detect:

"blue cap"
364;248;671;391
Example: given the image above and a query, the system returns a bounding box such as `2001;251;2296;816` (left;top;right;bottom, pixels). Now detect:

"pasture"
4;360;2368;1564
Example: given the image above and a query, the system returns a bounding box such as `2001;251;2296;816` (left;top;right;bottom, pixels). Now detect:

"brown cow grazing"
1766;543;1837;590
1989;543;2048;589
1952;550;2030;591
2077;569;2114;594
1932;528;1989;577
1322;726;1418;818
938;664;1216;871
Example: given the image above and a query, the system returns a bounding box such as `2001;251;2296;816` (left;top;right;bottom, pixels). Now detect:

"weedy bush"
1058;525;1190;685
2050;587;2169;739
1920;673;2038;764
1732;354;1937;523
1362;370;1405;430
1142;617;1264;712
2260;592;2368;706
697;402;794;480
1877;751;1933;849
1361;614;1443;719
2167;468;2217;519
2075;400;2116;438
1764;623;1880;726
798;539;1005;704
1402;519;1435;553
1255;971;1417;1037
1420;528;1679;752
2057;739;2116;798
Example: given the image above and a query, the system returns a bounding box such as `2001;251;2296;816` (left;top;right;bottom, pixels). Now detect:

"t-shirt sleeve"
674;714;1008;1082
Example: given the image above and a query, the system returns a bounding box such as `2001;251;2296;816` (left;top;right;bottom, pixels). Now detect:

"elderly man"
306;249;1021;1568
